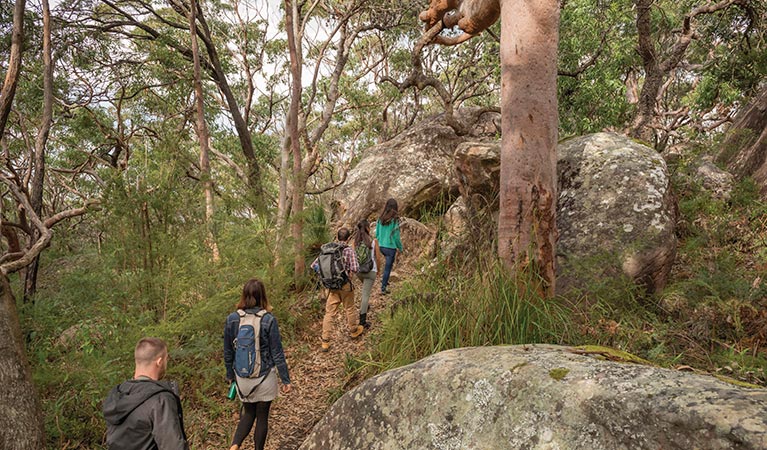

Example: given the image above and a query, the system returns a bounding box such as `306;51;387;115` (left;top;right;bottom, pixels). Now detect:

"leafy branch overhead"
380;21;499;135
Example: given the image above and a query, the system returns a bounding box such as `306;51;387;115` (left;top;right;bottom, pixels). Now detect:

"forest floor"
265;291;383;449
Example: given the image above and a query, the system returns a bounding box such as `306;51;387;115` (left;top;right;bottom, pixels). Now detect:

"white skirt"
235;368;278;403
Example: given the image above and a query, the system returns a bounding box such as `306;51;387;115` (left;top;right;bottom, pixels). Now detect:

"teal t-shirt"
376;219;403;251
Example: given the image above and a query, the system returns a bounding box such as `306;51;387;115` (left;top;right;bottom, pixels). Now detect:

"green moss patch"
549;367;570;381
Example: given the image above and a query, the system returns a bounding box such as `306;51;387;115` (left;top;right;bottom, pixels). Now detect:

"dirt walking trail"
264;287;388;450
208;222;429;449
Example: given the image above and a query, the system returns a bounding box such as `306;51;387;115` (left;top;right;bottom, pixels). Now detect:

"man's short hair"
135;337;167;366
337;227;350;242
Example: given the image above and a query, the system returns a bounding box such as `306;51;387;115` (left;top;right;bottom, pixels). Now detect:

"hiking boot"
381;288;390;296
320;340;331;352
349;325;364;338
359;313;370;329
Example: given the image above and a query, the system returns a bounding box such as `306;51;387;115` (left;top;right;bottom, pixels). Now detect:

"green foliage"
23;206;307;448
659;155;767;380
8;0;767;447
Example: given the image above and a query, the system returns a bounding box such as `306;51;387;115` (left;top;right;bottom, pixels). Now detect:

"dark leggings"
232;401;272;449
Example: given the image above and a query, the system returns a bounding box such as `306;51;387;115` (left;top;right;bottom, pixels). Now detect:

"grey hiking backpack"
233;309;267;378
317;242;349;290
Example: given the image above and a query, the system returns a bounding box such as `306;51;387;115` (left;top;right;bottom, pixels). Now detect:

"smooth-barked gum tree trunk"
498;0;559;296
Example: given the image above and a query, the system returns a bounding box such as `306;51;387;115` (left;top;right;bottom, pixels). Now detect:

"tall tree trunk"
498;0;559;296
0;275;46;449
189;0;220;263
285;0;305;279
192;8;263;199
0;0;26;137
0;0;45;418
24;0;53;302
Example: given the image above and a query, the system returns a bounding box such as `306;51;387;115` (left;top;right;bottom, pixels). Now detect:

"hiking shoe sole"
349;325;364;338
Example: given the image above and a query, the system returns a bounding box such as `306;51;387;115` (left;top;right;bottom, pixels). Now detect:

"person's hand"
280;384;292;394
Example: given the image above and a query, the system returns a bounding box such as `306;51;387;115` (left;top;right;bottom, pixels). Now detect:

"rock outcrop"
300;345;767;450
718;87;767;197
440;142;500;260
695;155;735;201
440;133;676;293
557;133;677;294
333;109;500;226
454;142;500;211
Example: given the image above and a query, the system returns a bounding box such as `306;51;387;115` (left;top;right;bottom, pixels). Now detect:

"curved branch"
379;22;467;134
0;176;52;275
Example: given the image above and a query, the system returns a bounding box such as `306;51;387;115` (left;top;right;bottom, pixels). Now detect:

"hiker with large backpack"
224;278;292;450
376;198;405;295
311;227;365;352
354;219;383;328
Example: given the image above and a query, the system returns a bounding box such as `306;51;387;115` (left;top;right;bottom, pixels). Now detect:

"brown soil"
263;288;384;450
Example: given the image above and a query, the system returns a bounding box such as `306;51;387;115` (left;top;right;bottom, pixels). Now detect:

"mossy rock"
569;345;654;366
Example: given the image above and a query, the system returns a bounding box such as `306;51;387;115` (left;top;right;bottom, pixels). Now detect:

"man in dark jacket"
103;337;189;450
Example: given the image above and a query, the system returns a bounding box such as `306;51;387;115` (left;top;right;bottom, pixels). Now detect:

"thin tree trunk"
0;0;26;137
189;0;220;263
192;9;263;198
285;0;305;279
0;275;46;449
498;0;559;296
0;40;50;434
630;0;662;143
630;0;740;143
275;133;291;266
24;0;53;302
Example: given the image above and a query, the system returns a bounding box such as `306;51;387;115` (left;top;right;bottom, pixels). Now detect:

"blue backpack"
234;309;267;378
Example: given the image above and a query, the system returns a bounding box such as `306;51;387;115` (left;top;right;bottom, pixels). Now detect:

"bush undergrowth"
360;258;576;375
21;212;320;449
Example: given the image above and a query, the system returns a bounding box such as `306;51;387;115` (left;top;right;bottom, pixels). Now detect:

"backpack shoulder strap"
237;309;246;318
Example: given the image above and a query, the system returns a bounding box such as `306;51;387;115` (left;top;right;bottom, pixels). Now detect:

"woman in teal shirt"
376;198;404;295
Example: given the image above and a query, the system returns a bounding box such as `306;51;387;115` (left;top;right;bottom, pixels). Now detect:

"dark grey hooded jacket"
102;378;189;450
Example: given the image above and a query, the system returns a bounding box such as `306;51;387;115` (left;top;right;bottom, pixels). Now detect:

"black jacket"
103;377;189;450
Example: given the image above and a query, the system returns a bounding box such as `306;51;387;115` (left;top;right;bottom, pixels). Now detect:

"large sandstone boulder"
300;345;767;450
333;109;500;226
557;133;676;294
440;133;676;294
454;142;500;211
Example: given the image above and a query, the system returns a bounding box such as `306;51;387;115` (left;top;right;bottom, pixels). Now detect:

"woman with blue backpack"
224;278;292;450
376;198;404;295
354;219;383;328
